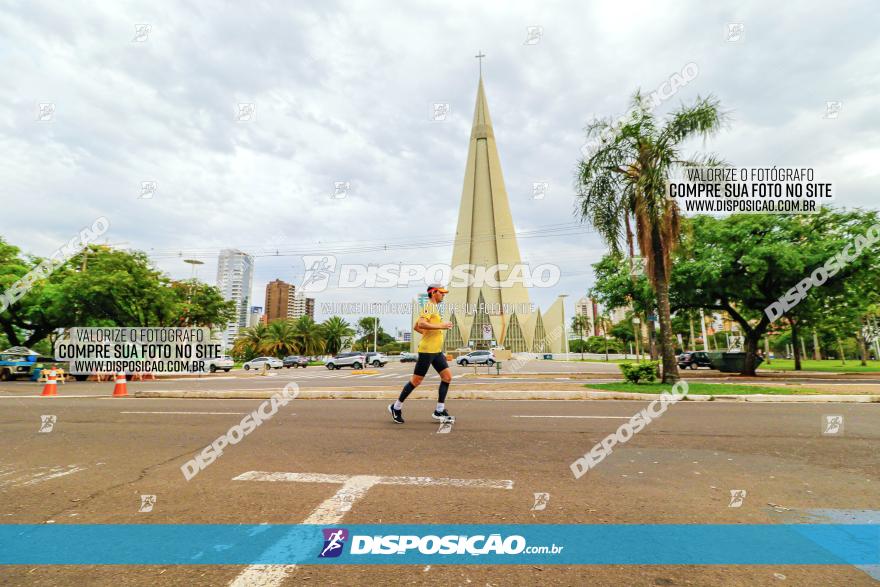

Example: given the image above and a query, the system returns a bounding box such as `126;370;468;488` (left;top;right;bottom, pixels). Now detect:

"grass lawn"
583;382;822;395
759;359;880;373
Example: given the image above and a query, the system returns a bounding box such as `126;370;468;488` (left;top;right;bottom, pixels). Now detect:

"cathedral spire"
446;75;531;349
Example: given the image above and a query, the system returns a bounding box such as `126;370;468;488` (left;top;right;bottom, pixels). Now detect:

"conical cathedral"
411;75;566;354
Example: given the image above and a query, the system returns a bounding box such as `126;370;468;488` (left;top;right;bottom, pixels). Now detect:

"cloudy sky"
2;0;878;333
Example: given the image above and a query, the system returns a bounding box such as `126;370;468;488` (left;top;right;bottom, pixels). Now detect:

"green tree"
172;279;236;328
570;314;591;359
232;323;269;361
355;316;392;351
262;319;299;357
670;209;880;374
0;243;235;347
320;316;354;356
291;315;325;356
576;92;727;383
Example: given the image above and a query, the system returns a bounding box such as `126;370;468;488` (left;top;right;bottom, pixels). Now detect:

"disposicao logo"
319;528;349;558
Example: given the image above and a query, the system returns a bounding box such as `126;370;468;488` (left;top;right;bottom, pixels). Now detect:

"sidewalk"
133;388;880;403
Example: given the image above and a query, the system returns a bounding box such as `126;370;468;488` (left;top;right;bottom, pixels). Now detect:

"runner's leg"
432;353;452;412
395;353;429;409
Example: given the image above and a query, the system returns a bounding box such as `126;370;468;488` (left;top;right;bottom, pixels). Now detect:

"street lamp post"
182;259;205;329
183;259;204;280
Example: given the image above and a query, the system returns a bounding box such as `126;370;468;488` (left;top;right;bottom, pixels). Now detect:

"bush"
619;361;659;384
585;336;623;354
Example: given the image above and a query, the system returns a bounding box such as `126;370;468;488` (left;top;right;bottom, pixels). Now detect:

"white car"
205;355;234;373
455;350;496;366
243;356;283;370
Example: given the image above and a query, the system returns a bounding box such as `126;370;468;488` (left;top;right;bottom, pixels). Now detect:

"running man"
388;284;453;423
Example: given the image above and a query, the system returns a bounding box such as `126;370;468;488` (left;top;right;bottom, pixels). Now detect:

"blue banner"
0;524;877;565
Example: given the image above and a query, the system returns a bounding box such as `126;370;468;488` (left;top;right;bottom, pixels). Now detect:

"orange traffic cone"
112;371;128;397
41;369;58;396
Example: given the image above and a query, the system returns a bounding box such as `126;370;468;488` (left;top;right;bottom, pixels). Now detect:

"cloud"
0;0;876;332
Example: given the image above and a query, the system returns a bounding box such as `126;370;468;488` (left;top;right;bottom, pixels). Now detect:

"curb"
132;389;880;403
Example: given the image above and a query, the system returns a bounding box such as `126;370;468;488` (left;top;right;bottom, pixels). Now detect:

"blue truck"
0;350;37;381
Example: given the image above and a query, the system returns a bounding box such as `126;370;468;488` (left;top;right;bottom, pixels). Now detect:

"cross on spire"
475;50;486;76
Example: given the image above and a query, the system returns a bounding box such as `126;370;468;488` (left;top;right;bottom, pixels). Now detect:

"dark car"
677;351;712;370
399;352;417;363
283;355;309;368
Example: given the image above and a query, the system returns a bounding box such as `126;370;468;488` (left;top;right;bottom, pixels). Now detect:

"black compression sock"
438;380;449;404
398;381;416;403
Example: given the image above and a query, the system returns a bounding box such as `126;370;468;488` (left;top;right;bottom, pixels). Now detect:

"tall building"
248;306;263;327
412;75;566;353
263;280;316;321
291;292;315;320
609;305;629;325
575;297;601;336
216;249;254;348
265;279;295;322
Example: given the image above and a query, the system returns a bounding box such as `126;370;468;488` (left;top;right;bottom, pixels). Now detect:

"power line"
146;222;593;261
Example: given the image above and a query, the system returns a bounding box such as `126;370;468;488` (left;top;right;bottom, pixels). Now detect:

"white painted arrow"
229;470;513;587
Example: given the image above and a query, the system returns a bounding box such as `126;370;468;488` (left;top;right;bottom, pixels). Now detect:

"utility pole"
689;314;696;351
632;316;641;362
699;308;709;352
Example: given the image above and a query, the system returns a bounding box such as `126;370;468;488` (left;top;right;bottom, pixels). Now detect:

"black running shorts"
413;352;449;377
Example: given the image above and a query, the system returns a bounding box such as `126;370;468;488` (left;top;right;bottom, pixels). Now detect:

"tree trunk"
812;329;822;361
858;318;868;366
742;330;762;376
650;230;679;384
837;337;846;364
689;315;696;351
632;319;641;363
764;336;771;364
790;318;802;371
0;320;22;347
647;318;658;360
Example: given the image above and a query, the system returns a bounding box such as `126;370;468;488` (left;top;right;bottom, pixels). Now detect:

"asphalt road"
5;359;880;399
0;360;623;396
1;392;878;586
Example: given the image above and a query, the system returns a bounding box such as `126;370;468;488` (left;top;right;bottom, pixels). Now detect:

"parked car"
243;356;283;370
283;355;309;368
324;352;367;370
455;350;496;366
364;352;388;367
677;351;712;370
399;352;417;363
206;355;234;373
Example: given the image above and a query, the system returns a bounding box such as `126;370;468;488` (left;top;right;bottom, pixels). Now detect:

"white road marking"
512;415;631;419
120;411;243;415
0;464;86;488
156;376;238;382
229;471;513;586
0;395;105;399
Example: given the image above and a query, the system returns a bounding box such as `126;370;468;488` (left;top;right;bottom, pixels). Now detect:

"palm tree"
571;315;591;359
320;316;354;356
596;314;613;363
262;319;299;357
292;315;326;357
232;322;268;360
575;92;727;383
